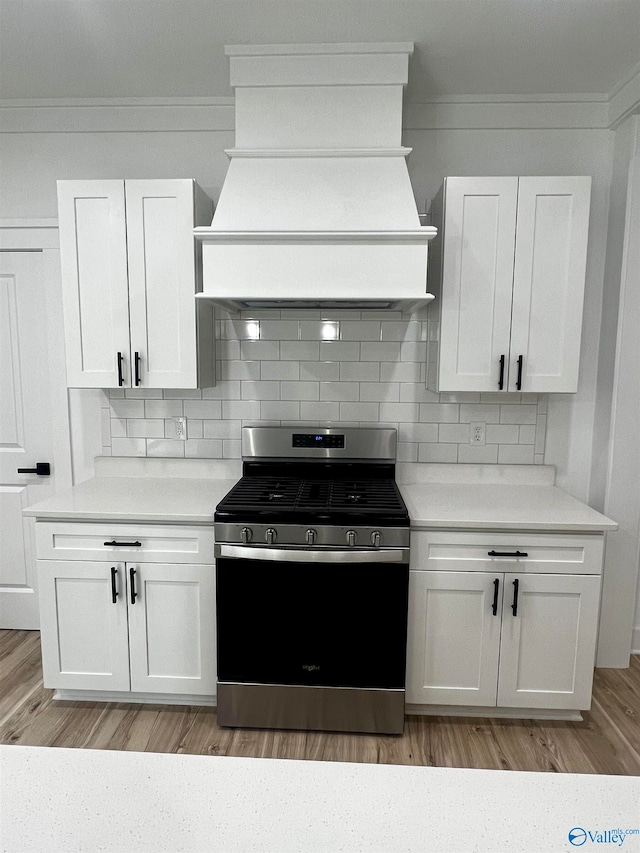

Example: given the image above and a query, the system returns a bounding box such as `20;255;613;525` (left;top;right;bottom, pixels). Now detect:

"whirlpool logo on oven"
302;664;321;672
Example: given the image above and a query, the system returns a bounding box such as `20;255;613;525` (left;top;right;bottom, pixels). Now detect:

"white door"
57;180;132;388
38;560;131;691
125;180;199;389
0;251;59;628
509;176;591;392
406;570;502;706
438;177;518;392
497;572;601;709
127;562;216;695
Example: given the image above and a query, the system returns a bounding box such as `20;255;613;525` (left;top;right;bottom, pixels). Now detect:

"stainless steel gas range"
214;426;410;735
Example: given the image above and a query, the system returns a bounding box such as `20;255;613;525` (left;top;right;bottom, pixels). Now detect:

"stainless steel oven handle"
216;544;409;563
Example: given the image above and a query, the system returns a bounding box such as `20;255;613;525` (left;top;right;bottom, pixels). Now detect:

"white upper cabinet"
57;179;215;389
428;176;591;393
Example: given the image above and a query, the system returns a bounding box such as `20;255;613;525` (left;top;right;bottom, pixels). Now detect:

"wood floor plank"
1;630;640;777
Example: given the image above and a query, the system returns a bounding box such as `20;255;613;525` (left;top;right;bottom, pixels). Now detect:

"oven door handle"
216;544;409;563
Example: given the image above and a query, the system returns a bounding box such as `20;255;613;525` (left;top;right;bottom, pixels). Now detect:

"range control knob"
346;529;357;547
265;528;277;545
240;527;253;544
370;530;382;548
306;528;317;545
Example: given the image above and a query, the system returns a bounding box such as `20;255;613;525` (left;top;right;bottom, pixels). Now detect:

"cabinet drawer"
35;522;215;564
410;531;603;575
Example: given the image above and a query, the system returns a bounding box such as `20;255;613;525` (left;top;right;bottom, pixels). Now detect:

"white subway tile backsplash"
261;361;300;380
459;404;501;424
111;437;147;457
147;439;185;457
300;361;340;381
399;423;438;443
204;419;241;439
240;340;280;361
458;444;499;463
380;361;421;382
222;400;261;420
486;424;520;444
184;400;223;420
144;399;183;419
419;403;459;423
110;399;145;419
281;341;320;361
300;401;340;421
319;341;359;361
241;381;280;400
418;443;458;463
339;402;379;421
260;320;299;340
281;381;319;401
106;321;548;465
185;439;223;458
360;342;401;361
438;423;470;443
339;362;380;381
379;402;419;423
320;381;359;402
127;419;165;438
498;445;535;464
340;321;381;341
500;404;538;424
218;360;261;380
260;401;300;420
360;382;400;402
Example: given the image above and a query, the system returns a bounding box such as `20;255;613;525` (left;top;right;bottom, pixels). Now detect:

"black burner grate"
218;477;405;513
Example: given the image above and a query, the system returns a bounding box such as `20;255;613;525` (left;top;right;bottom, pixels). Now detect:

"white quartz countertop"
399;482;617;531
2;745;639;853
24;458;616;531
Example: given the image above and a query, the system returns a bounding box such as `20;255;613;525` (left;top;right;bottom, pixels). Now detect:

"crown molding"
608;62;640;130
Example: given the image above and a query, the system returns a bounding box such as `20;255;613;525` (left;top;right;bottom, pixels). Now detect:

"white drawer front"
36;522;215;564
410;531;603;575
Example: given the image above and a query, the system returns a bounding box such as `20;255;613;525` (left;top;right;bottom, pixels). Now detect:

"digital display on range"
292;433;345;448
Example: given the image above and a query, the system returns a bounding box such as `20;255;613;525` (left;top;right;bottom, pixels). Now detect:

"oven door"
216;545;409;692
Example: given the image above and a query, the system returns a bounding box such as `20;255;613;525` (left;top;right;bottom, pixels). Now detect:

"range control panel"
292;433;345;449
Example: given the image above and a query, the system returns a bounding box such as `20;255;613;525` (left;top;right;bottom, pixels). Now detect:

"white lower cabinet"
36;524;216;698
406;532;603;712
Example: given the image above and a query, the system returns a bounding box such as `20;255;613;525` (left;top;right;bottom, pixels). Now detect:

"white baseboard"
632;627;640;655
406;705;583;721
54;689;217;707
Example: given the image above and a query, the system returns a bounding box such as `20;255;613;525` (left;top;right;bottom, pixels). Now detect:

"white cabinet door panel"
38;561;130;691
127;563;216;695
125;180;198;389
509;176;591;392
497;573;600;709
438;177;517;392
57;180;131;387
406;571;502;706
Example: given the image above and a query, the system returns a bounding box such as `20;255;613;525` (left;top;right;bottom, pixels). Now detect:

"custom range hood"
195;43;437;311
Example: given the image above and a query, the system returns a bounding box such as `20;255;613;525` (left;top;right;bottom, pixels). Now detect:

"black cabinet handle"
488;550;528;558
134;351;141;387
516;354;524;390
117;352;125;387
17;462;50;476
498;354;505;390
492;578;500;616
511;578;520;616
110;566;118;604
129;567;137;604
104;540;142;547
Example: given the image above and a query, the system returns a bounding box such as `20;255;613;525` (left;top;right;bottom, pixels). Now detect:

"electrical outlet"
172;416;187;441
470;422;486;445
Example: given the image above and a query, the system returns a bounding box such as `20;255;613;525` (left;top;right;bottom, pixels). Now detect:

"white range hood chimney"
195;43;437;311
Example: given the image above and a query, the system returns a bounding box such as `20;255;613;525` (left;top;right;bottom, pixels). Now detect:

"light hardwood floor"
1;629;639;775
